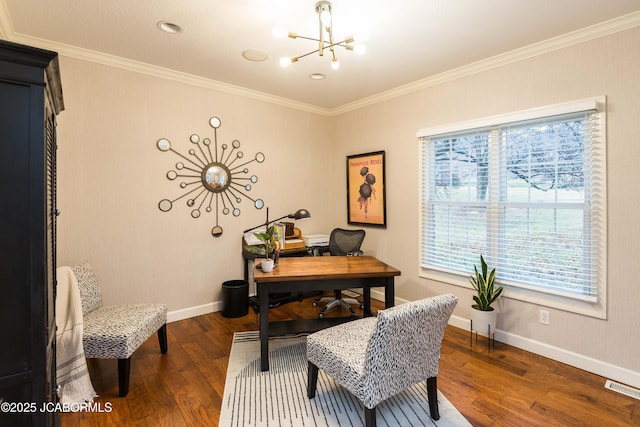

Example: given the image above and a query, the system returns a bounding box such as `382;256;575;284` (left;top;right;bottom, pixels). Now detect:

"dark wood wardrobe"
0;39;64;426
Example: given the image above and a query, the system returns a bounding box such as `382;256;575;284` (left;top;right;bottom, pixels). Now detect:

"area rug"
220;331;471;427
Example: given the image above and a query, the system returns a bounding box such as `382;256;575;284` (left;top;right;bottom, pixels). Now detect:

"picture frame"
346;151;386;228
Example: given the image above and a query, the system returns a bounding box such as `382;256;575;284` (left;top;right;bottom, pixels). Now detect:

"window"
418;98;606;317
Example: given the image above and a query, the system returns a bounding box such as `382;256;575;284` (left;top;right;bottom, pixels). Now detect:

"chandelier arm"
289;41;351;61
296;48;322;60
326;40;354;50
293;34;322;42
328;29;335;53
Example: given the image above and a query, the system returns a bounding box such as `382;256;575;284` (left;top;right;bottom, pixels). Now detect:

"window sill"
419;267;606;319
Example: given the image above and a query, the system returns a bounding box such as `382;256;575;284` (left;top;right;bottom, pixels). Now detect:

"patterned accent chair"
71;262;168;397
307;293;458;427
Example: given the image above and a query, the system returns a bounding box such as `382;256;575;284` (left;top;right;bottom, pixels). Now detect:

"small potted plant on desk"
469;255;503;336
248;226;276;272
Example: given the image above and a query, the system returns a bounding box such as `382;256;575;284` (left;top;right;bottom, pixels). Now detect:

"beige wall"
332;27;640;376
56;26;639;382
56;57;333;313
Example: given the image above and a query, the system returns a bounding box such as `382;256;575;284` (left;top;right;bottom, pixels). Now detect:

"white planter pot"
261;259;274;272
470;305;497;337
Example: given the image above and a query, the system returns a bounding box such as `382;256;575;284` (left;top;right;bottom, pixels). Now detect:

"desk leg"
385;277;395;308
363;287;373;317
259;283;269;371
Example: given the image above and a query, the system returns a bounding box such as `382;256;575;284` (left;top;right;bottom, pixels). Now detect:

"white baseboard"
388;293;640;390
448;313;640;390
167;301;221;323
171;294;640;390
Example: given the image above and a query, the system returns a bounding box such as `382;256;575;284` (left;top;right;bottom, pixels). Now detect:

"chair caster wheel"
319;313;325;319
313;302;318;307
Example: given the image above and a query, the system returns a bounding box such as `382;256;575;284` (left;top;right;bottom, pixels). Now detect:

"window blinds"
420;101;605;303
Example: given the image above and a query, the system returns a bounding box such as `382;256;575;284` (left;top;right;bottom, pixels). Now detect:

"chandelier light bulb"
280;57;292;67
354;44;367;55
320;10;332;27
280;57;299;67
280;58;291;68
331;58;340;70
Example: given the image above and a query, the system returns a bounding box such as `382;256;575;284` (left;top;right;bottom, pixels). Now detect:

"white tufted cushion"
83;303;167;359
307;293;458;409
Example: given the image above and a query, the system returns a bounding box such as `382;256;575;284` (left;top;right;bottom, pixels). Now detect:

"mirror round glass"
202;163;231;192
209;116;221;129
157;138;171;151
158;199;172;212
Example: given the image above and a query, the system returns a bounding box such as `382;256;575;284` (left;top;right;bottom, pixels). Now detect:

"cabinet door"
0;77;42;427
0;79;33;382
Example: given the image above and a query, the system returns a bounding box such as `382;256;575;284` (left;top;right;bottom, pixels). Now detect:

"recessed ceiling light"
309;73;326;80
157;21;182;34
242;49;269;62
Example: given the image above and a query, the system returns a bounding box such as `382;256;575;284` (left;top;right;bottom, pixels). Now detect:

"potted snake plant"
469;255;503;336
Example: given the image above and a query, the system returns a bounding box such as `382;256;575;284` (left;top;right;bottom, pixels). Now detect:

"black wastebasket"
221;280;249;318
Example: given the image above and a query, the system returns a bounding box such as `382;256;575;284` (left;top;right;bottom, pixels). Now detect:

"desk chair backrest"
328;228;366;256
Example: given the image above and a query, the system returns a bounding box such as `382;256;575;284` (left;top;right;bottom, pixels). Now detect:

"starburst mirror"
157;116;265;237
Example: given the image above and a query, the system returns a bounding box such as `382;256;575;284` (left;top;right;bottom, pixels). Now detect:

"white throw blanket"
56;266;97;404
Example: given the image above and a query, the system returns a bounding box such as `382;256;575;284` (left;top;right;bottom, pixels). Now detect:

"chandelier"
274;1;365;70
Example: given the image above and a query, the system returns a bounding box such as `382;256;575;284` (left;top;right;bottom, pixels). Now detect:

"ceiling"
2;0;640;113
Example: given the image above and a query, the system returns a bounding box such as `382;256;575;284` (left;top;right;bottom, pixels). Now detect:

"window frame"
417;97;607;319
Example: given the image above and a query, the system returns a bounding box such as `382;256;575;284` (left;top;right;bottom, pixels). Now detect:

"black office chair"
313;228;366;318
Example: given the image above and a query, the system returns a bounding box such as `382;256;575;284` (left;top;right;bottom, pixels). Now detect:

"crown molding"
1;3;639;117
5;31;334;116
332;10;640;116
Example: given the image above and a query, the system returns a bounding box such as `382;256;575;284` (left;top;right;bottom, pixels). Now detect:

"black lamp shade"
291;209;311;220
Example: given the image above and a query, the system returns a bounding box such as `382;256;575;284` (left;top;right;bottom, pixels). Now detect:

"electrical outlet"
539;309;550;325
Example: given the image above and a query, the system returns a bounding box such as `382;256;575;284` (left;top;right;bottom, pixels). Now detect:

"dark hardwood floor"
61;295;639;426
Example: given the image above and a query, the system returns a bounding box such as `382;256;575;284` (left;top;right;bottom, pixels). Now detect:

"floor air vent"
604;380;640;400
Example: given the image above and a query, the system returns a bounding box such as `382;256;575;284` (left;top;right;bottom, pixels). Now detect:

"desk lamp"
243;208;311;233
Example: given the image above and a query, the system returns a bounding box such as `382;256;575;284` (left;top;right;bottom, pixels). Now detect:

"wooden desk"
254;256;401;371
